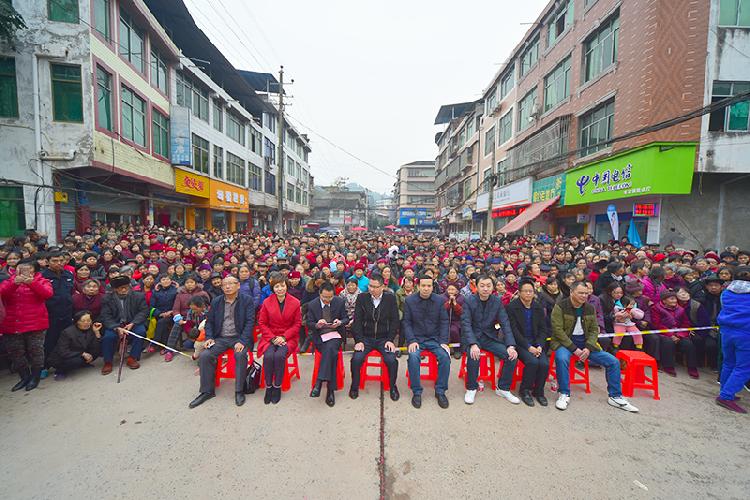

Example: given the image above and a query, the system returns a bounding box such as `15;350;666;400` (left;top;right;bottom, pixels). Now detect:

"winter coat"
256;294;301;358
47;324;100;366
717;280;750;336
506;297;549;350
73;293;103;320
550;298;602;353
151;283;179;316
99;291;149;330
442;293;464;344
0;271;54;334
340;288;361;321
204;294;255;347
642;277;667;304
461;294;515;347
651;302;691;338
171;284;210;318
403;293;449;345
239;277;261;308
42;268;74;321
438;278;465;295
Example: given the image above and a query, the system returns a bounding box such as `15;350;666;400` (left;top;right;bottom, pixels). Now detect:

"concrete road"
0;354;748;500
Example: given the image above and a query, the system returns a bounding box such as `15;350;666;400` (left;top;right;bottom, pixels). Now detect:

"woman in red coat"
0;260;54;391
257;272;301;404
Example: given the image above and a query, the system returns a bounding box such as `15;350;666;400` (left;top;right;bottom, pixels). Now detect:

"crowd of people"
0;224;748;413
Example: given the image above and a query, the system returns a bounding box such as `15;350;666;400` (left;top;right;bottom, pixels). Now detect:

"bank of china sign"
563;143;696;206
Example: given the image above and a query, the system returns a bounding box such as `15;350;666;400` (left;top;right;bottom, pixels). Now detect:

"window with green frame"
719;0;750;26
120;85;146;146
152;110;169;158
119;9;145;73
93;0;111;40
48;0;79;23
0;57;18;118
51;64;83;122
96;66;113;131
0;186;25;238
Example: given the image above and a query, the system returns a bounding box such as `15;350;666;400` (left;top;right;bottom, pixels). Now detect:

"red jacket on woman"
0;271;54;334
256;294;301;358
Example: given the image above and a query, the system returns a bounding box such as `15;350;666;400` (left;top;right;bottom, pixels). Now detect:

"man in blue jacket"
716;265;750;413
403;274;450;409
461;274;521;405
189;275;255;409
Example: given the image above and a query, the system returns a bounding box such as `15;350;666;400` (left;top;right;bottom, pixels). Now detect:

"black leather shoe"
310;381;322;398
349;388;359;400
264;388;273;405
389;386;400;402
25;369;41;392
326;390;335;407
189;392;215;409
11;368;31;392
521;391;535;407
436;393;449;409
235;392;246;407
271;387;281;404
411;394;422;409
536;395;548;407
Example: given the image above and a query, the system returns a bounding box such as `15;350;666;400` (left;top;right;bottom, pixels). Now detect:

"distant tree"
0;2;27;46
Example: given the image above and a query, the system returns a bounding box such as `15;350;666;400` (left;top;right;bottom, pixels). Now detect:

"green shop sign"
563;143;696;206
532;174;565;204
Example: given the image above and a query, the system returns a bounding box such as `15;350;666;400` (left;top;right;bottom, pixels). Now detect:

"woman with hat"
651;290;698;378
257;272;301;404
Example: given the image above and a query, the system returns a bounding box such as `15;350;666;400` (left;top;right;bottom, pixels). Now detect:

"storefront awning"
497;196;559;235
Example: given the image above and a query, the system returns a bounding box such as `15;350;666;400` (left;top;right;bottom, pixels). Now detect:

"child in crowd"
612;296;644;350
165;295;209;362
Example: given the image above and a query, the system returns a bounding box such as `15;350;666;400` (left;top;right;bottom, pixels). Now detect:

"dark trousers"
407;339;451;396
44;318;71;363
102;324;146;363
466;336;516;391
198;336;248;394
3;331;45;371
516;347;549;396
314;338;342;384
350;337;399;389
263;344;289;387
155;317;173;345
52;354;96;374
693;334;718;369
659;336;698;369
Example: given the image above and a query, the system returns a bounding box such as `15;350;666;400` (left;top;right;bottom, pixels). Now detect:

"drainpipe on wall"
716;174;750;250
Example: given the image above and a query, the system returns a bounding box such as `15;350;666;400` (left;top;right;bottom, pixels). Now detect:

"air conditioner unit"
529;104;541;122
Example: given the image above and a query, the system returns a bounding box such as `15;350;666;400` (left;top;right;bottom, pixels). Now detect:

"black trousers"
155;317;173;345
659;336;698;369
52;354;96;374
516;348;550;396
198;337;248;394
263;344;288;388
314;338;342;384
350;337;398;389
692;334;718;369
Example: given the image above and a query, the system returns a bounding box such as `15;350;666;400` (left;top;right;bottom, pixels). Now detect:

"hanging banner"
607;204;619;241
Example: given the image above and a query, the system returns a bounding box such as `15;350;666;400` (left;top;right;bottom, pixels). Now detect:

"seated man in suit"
189;276;255;409
349;274;400;401
461;274;521;405
100;275;148;375
306;282;349;407
403;274;451;409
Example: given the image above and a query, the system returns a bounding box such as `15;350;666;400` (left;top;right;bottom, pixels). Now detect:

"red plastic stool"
509;360;525;391
359;351;391;390
548;351;591;393
617;350;660;400
215;348;254;387
406;351;438;388
310;348;345;390
260;352;301;392
458;350;496;390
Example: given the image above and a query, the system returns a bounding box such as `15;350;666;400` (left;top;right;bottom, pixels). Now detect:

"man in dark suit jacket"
350;274;400;402
190;276;255;408
306;282;349;406
403;274;450;409
100;275;148;375
461;274;520;406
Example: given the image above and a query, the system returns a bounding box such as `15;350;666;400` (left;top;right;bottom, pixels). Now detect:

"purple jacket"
587;294;606;333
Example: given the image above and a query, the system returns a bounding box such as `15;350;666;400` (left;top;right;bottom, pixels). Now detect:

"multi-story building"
393;160;437;232
310;186;367;232
0;0;313;241
435;0;750;248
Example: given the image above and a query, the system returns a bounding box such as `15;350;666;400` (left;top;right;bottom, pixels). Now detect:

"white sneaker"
555;393;570;411
608;396;639;413
464;389;477;405
495;389;521;404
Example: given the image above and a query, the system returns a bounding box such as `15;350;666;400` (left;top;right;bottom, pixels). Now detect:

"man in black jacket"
461;274;520;405
42;251;74;364
349;274;400;401
100;276;148;375
306;282;348;406
190;276;255;408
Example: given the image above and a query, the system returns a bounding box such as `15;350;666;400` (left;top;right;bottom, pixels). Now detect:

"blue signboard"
398;207;437;227
170;106;192;166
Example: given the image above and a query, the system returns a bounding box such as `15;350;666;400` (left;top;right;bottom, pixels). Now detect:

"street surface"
1;354;748;500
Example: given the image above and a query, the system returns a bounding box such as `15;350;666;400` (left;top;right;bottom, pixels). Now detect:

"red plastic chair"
214;348;254;388
548;351;591;393
509;360;525;391
310;348;345;390
359;351;391;390
616;350;660;400
406;351;438;388
260;352;301;392
458;350;496;390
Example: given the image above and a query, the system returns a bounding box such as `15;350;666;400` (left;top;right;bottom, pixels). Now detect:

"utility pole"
486;128;497;237
276;66;285;236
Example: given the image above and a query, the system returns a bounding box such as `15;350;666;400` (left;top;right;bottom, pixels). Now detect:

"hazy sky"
183;0;550;194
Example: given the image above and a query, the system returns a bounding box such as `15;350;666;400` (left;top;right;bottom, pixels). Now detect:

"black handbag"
244;360;262;394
